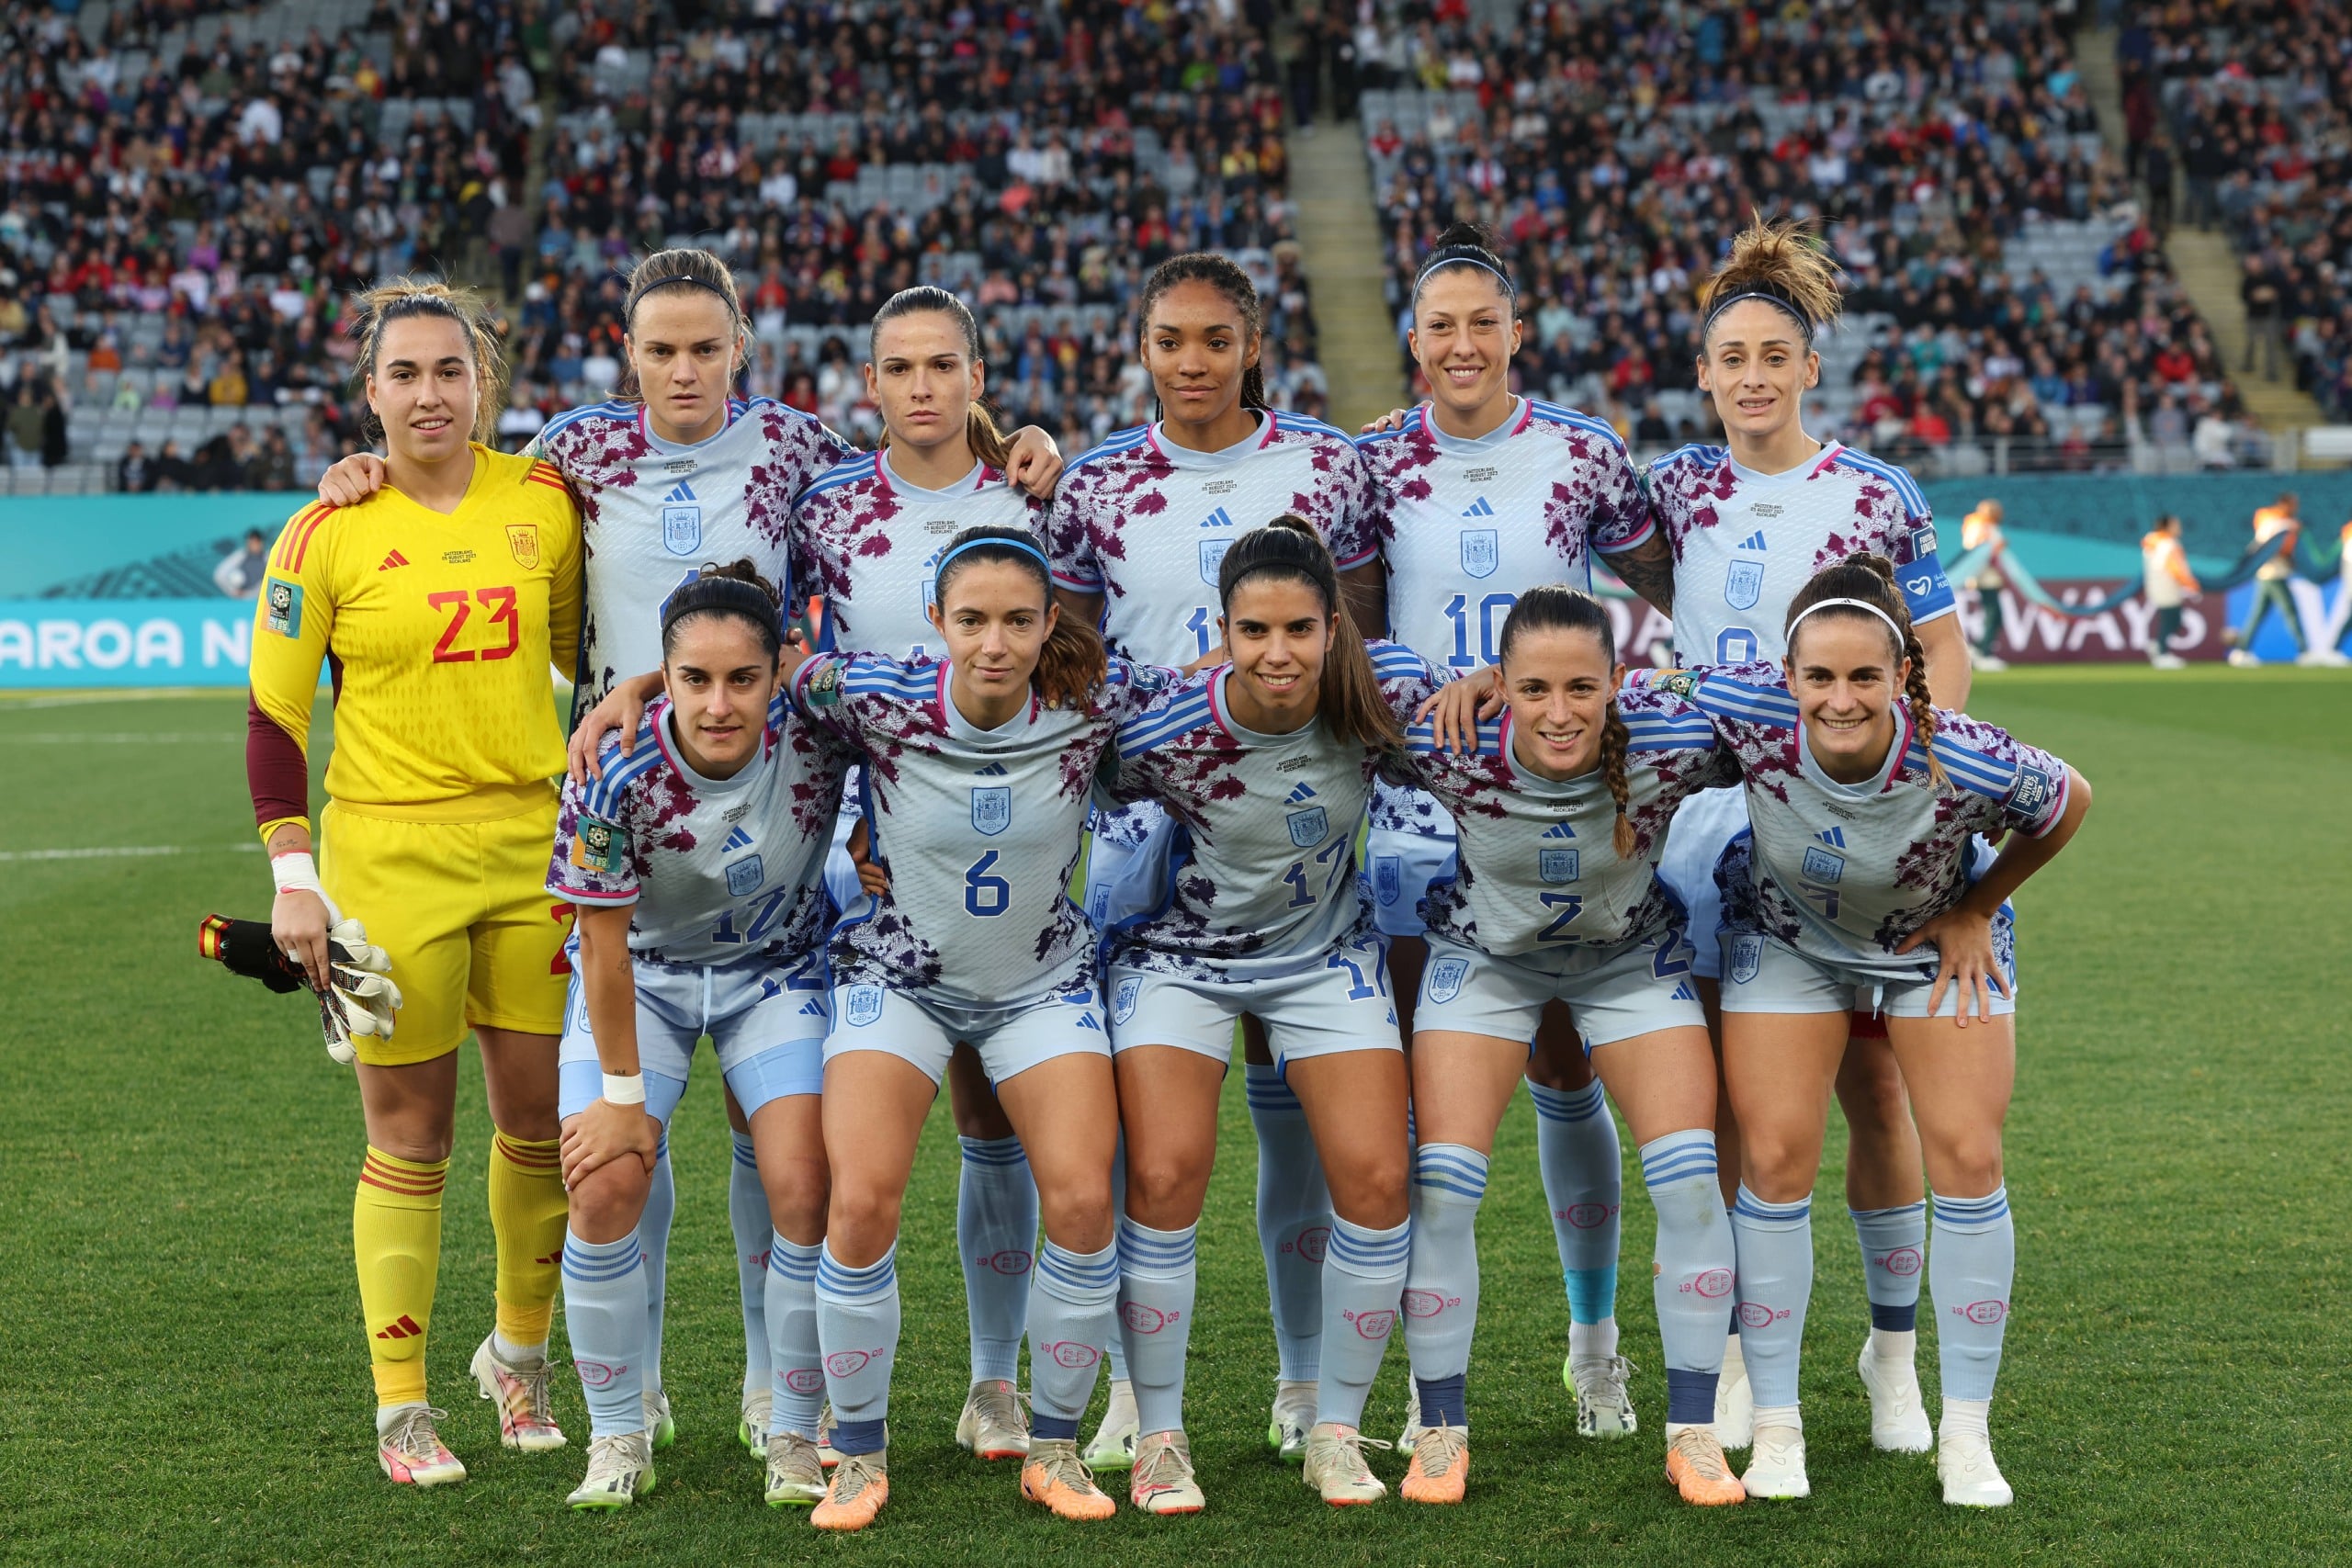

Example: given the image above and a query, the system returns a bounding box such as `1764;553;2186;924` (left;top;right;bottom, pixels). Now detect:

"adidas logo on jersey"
1199;506;1237;529
721;826;754;852
975;761;1009;776
378;549;410;570
1540;822;1577;840
1739;531;1769;551
1461;496;1496;517
663;481;697;503
1285;781;1318;804
1815;826;1848;848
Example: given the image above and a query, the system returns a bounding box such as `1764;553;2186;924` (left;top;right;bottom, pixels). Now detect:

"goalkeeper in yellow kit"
246;279;584;1487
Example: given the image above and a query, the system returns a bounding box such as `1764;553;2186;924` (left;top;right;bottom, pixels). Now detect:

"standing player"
1959;501;2009;671
548;564;842;1510
1656;555;2092;1505
251;280;582;1485
785;528;1168;1530
1396;587;1744;1507
1046;254;1385;1468
1648;218;1971;1450
327;252;1063;1455
1102;517;1435;1512
1358;222;1680;1438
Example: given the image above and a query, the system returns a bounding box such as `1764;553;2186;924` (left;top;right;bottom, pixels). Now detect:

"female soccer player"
1102;517;1434;1513
548;564;842;1510
786;527;1169;1531
327;253;1064;1457
1395;586;1743;1507
1046;253;1384;1468
1359;222;1680;1439
251;279;582;1485
1662;554;2091;1506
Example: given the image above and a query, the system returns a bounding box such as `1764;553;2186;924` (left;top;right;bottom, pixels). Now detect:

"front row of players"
544;516;2087;1525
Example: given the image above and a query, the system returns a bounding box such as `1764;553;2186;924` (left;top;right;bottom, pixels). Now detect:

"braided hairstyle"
1217;515;1400;752
933;525;1106;709
1784;552;1945;787
1136;252;1268;416
619;247;752;400
661;558;785;663
1497;585;1636;856
868;285;1012;469
351;276;508;445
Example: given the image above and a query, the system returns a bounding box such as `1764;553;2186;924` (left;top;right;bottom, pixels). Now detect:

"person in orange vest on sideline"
2142;513;2199;670
2230;492;2311;666
1961;500;2009;671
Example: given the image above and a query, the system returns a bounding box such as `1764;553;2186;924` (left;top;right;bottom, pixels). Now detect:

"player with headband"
784;527;1171;1530
1637;554;2092;1506
1359;221;1679;1444
1046;254;1385;1471
547;563;843;1510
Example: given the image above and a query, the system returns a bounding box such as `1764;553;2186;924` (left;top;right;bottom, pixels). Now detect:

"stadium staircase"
1287;121;1397;434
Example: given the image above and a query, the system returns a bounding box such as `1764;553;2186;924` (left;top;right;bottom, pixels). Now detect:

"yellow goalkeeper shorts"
318;784;573;1066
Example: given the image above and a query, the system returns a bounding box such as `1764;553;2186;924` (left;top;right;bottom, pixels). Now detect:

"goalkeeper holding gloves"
198;910;403;1064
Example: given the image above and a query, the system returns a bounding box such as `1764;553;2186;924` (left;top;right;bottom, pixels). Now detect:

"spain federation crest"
1724;559;1763;610
1112;976;1142;1024
1374;853;1402;907
970;785;1012;836
504;524;541;570
1459;528;1499;580
1285;805;1329;848
1541;847;1579;884
726;854;764;897
662;502;701;557
1800;846;1845;885
844;985;886;1027
1728;934;1763;986
1425;956;1470;1004
1199;538;1232;585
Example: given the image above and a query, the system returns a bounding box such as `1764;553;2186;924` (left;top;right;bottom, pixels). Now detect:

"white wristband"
602;1072;647;1106
271;851;343;924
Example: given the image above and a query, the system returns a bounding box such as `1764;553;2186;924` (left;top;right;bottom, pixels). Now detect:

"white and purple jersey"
790;651;1170;1001
1396;685;1735;956
1646;441;1956;670
791;449;1045;660
548;693;845;967
533;396;854;704
1045;410;1378;668
1661;662;2069;978
1103;642;1440;977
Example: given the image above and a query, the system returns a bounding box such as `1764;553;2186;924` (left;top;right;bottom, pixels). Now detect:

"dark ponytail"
869;286;1011;469
1498;585;1635;855
662;558;783;663
1218;514;1401;752
1785;552;1944;787
931;525;1106;709
1412;220;1518;315
1137;252;1269;418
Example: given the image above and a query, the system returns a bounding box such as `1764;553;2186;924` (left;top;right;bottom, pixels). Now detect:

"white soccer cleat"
2227;649;2261;668
1857;1342;1933;1453
1128;1429;1204;1515
1082;1377;1138;1472
643;1388;675;1451
2297;649;2351;667
955;1378;1030;1461
1396;1386;1427;1451
1568;1354;1638;1438
2150;652;2188;670
377;1404;466;1488
1715;1359;1755;1450
1266;1380;1317;1463
1302;1422;1390;1506
566;1432;654;1509
469;1335;566;1452
1973;653;2009;671
1938;1429;2014;1506
741;1389;772;1459
817;1400;842;1469
1741;1424;1811;1500
764;1431;827;1508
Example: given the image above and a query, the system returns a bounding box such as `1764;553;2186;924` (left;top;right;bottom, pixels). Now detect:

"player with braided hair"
1396;586;1747;1506
1642;553;2093;1506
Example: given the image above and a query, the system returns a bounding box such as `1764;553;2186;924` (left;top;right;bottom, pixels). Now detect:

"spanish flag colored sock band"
489;1131;566;1348
356;1147;447;1408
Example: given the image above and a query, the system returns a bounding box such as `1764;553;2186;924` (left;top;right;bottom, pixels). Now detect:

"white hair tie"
1788;596;1906;649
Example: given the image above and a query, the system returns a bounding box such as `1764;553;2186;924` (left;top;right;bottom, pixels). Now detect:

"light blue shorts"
1656;786;1748;980
1416;924;1704;1051
558;946;830;1122
1363;823;1458;939
1081;806;1179;931
1718;929;2018;1021
1106;931;1402;1068
825;955;1108;1087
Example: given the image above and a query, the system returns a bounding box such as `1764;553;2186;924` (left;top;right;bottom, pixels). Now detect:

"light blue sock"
1402;1145;1487;1427
1852;1201;1927;1333
1729;1185;1813;1409
1030;1239;1119;1439
639;1135;673;1393
765;1234;822;1440
1641;1131;1735;1425
956;1134;1036;1385
1529;1078;1621;1326
814;1243;899;1451
1930;1188;2014;1403
1246;1064;1329;1382
1317;1215;1409;1429
561;1227;647;1438
729;1134;772;1404
1106;1133;1129;1384
1117;1217;1197;1438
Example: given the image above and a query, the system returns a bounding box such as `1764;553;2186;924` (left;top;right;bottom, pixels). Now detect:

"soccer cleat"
1128;1430;1204;1515
469;1335;566;1452
809;1449;889;1531
1938;1429;2014;1506
1021;1438;1119;1520
763;1431;827;1508
2227;649;2261;668
1081;1378;1138;1472
741;1390;772;1460
643;1388;675;1451
1398;1423;1469;1506
1567;1354;1638;1438
1741;1425;1810;1500
566;1432;655;1510
1715;1361;1755;1450
1972;653;2009;672
1397;1385;1426;1451
1302;1423;1390;1506
817;1401;842;1469
955;1378;1030;1461
1266;1380;1317;1463
1664;1427;1747;1506
1856;1342;1933;1453
377;1404;466;1487
2150;652;2188;670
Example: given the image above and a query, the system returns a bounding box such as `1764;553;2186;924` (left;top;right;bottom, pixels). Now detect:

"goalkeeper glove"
198;913;404;1064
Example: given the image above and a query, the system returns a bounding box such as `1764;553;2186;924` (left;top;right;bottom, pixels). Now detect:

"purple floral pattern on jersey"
1648;446;1927;576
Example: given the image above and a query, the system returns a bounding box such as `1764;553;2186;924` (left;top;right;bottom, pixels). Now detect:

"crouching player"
1658;554;2092;1506
548;563;846;1509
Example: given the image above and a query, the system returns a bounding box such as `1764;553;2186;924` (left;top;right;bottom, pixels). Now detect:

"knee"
1925;1139;2005;1201
1122;1152;1203;1229
1738;1129;1821;1204
1327;1146;1409;1231
1037;1179;1114;1255
763;1165;829;1243
569;1160;649;1240
827;1181;902;1261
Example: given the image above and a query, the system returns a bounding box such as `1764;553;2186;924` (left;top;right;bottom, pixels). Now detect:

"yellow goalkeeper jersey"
249;445;583;826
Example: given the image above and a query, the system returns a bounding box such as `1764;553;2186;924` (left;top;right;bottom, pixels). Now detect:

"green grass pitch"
3;668;2346;1567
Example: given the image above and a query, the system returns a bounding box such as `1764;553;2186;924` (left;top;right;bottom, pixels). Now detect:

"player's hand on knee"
316;453;386;507
314;918;402;1065
1898;908;2007;1026
568;671;661;783
847;818;891;897
561;1098;662;1187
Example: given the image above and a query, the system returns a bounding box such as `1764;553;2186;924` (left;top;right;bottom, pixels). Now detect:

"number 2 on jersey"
1536;891;1585;942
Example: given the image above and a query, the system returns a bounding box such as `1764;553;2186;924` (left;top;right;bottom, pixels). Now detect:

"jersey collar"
1208;667;1319;745
638;396;741;454
1147;410;1273;469
1794;698;1914;796
875;448;993;501
940;660;1041;742
1426;396;1528;454
1727;439;1842;489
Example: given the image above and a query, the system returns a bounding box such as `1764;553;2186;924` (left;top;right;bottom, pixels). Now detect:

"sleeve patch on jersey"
264;578;302;638
2007;763;2059;823
505;524;541;570
1909;525;1939;561
572;815;625;874
1655;670;1701;699
805;661;843;707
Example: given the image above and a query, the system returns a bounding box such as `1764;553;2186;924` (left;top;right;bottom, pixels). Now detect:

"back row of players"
272;220;2088;1528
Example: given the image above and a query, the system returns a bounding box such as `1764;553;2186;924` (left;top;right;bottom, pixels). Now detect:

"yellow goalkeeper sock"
488;1130;567;1349
355;1147;447;1409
